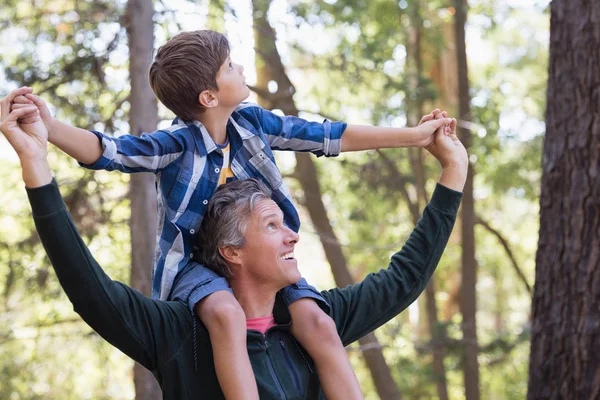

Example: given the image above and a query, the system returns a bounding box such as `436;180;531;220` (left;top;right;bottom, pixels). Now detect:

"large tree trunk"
126;0;161;398
251;0;401;398
454;0;480;399
527;1;600;398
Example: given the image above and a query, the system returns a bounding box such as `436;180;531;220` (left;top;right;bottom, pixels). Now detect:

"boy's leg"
283;280;364;400
171;263;259;400
195;291;259;400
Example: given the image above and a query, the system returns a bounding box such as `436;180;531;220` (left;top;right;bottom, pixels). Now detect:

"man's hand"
424;116;468;192
1;89;52;187
11;89;55;140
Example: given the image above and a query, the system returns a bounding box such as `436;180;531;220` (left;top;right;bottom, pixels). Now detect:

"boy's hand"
425;119;467;170
11;89;55;139
412;109;455;147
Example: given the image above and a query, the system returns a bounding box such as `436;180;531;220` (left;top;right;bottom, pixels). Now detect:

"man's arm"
12;90;187;172
0;99;202;370
322;124;468;345
323;182;462;345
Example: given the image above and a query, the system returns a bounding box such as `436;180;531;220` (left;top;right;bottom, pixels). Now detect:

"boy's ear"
199;89;218;109
219;246;242;265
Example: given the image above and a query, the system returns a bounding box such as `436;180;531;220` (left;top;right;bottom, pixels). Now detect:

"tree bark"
251;0;401;398
126;0;161;398
454;0;480;399
527;1;600;398
406;2;449;398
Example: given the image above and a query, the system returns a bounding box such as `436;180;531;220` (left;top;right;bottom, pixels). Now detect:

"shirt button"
214;167;220;173
189;253;194;258
190;229;195;234
203;199;208;205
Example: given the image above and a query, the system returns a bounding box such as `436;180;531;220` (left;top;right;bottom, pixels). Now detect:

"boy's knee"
294;306;339;343
195;292;246;333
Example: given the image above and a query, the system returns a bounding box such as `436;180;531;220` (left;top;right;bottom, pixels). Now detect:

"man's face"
215;56;250;108
237;199;301;288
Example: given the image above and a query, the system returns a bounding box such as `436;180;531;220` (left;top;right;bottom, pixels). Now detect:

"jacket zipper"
265;339;287;399
279;338;303;396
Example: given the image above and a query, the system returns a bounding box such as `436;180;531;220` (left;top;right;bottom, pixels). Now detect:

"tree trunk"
251;0;401;398
406;2;449;398
126;0;161;398
454;0;480;399
527;1;600;398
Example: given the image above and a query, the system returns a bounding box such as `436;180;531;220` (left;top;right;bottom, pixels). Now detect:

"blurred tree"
453;0;481;399
528;0;600;398
251;0;402;398
125;0;161;398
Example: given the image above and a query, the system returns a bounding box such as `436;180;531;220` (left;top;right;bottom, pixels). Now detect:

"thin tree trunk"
406;2;449;398
251;0;401;398
126;0;161;398
528;0;600;398
454;0;480;399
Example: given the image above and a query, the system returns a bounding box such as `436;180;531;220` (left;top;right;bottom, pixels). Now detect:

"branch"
475;215;533;295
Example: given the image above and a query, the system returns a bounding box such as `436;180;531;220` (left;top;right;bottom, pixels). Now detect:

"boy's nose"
238;64;244;74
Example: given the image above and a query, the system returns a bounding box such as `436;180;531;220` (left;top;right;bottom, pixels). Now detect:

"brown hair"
149;30;230;121
194;179;273;278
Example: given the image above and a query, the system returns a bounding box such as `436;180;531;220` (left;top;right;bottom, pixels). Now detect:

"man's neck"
229;278;278;319
195;105;236;146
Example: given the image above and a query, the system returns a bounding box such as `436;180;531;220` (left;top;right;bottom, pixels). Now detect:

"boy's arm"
341;118;453;152
15;92;187;172
249;105;346;157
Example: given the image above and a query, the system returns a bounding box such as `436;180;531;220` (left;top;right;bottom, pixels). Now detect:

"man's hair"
149;30;230;121
194;179;273;278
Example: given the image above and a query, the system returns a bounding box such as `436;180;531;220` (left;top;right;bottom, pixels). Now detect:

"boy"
12;30;453;399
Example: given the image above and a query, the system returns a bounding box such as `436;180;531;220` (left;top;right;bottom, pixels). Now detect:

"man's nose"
285;226;299;244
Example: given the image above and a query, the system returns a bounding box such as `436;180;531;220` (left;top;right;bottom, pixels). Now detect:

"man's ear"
219;246;242;265
199;89;218;109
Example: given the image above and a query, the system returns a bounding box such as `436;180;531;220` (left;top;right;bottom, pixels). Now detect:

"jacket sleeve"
250;105;347;157
79;127;189;173
322;183;462;346
27;180;202;370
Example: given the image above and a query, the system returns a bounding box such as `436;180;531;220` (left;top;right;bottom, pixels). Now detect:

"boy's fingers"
1;87;32;119
11;103;34;110
25;93;45;106
13;95;33;104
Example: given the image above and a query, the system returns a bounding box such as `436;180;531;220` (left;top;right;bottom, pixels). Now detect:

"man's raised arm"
0;91;198;371
322;124;468;345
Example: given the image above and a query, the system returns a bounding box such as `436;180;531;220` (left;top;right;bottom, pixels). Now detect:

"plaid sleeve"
79;129;189;173
254;106;347;157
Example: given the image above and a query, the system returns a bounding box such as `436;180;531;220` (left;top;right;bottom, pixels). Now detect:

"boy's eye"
228;62;233;70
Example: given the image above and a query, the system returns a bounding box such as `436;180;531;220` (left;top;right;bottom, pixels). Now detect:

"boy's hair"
194;179;273;278
149;30;230;121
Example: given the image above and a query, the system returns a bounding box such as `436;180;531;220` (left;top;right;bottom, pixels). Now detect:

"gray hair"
194;178;273;278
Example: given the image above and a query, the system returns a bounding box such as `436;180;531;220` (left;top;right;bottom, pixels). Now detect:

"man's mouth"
280;252;295;261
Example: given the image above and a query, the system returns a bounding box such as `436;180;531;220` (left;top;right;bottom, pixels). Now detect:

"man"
0;93;467;399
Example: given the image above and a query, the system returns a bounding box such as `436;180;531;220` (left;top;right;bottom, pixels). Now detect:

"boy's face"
215;56;250;108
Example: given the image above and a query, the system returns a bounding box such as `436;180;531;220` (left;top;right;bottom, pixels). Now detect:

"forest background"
0;0;551;399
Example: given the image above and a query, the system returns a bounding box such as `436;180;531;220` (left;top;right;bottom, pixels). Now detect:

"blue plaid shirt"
83;103;346;300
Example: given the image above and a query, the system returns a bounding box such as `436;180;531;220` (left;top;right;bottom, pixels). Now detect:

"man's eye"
267;223;276;230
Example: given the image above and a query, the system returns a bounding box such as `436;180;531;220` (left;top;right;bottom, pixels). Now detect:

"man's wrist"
438;164;468;192
47;118;59;142
20;156;53;188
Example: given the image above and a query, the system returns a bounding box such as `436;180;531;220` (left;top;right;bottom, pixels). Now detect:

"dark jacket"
28;180;461;399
